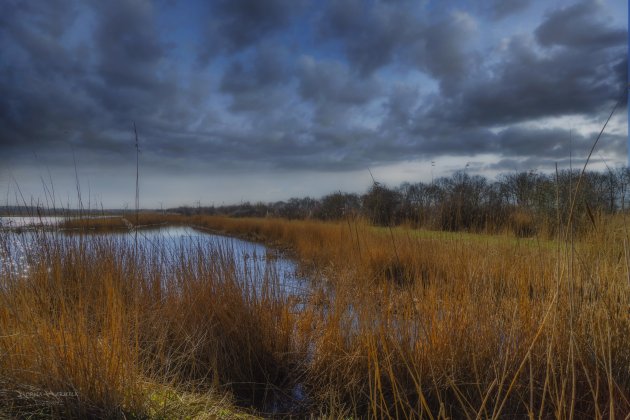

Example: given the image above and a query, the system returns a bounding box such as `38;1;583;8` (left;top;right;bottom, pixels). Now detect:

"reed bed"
0;228;297;418
58;213;188;232
0;214;629;418
187;215;630;418
58;216;130;231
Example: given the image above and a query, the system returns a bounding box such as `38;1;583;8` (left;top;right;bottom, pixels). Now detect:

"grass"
1;213;629;418
58;215;130;231
58;213;186;232
377;224;558;249
0;227;288;418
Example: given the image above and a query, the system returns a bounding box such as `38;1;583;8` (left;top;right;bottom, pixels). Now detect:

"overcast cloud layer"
0;0;627;207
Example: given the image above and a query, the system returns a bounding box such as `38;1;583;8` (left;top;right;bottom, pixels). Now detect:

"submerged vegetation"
0;208;629;418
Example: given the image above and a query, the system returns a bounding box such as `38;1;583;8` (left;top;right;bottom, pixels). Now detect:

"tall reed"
0;226;300;417
1;213;629;417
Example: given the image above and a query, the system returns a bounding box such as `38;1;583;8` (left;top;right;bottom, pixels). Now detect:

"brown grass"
187;215;630;417
1;214;629;417
0;229;292;417
59;213;187;232
58;216;130;231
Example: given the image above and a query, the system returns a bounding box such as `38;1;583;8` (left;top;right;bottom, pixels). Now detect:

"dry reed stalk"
1;211;629;417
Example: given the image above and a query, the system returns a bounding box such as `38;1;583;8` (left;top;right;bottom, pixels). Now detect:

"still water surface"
0;217;307;297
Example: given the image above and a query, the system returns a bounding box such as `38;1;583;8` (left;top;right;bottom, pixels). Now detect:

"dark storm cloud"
535;0;626;49
0;0;626;185
85;0;204;135
219;43;294;111
492;126;625;159
0;0;93;151
297;56;380;106
318;0;479;92
381;83;421;131
380;122;624;170
91;0;165;89
483;0;532;19
410;12;478;93
318;0;419;75
0;0;81;77
294;55;383;128
0;0;203;168
199;0;305;62
424;29;625;128
0;0;78;38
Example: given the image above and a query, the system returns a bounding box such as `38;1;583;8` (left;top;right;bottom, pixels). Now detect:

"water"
0;216;67;228
0;219;307;297
132;226;308;296
0;217;313;414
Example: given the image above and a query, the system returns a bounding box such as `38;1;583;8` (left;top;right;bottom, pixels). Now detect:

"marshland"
1;165;630;418
2;0;628;418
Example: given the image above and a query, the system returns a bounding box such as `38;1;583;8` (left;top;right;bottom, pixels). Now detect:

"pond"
0;217;307;298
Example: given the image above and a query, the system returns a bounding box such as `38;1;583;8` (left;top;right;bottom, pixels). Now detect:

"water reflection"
0;221;307;298
0;216;66;228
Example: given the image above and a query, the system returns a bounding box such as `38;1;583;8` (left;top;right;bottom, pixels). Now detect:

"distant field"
375;224;557;249
0;213;628;418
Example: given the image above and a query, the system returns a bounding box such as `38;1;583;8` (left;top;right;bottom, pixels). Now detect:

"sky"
0;0;627;208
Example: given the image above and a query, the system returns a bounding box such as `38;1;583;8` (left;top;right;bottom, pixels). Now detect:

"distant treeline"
172;167;630;237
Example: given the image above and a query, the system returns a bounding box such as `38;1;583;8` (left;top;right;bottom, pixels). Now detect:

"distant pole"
627;4;629;166
133;122;140;250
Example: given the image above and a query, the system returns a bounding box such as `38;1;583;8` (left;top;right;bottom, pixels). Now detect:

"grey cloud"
535;0;626;49
408;123;624;169
1;0;626;187
81;0;209;156
613;58;628;90
297;56;380;106
296;56;382;129
224;87;295;114
0;0;200;167
481;0;532;20
92;0;165;90
0;0;79;40
493;126;591;159
426;34;625;128
381;84;422;130
200;0;305;62
487;155;615;173
318;0;419;75
493;125;623;163
319;0;478;89
220;44;291;94
0;1;96;151
218;43;298;113
486;157;565;172
410;11;479;93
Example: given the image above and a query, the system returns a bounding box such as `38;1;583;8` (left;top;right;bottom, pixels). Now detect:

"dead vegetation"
0;213;629;418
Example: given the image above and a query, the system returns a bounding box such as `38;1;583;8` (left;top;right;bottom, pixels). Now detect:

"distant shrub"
509;209;536;237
